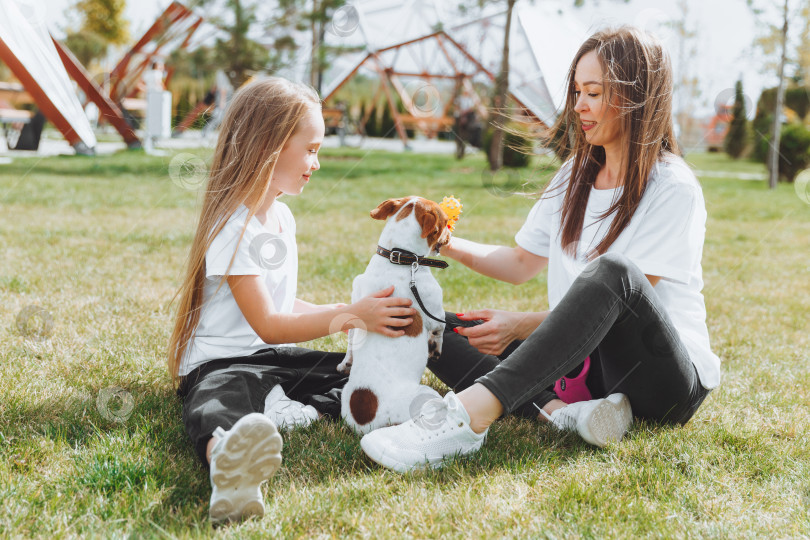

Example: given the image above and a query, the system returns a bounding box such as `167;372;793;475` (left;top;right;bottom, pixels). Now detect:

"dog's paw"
336;357;353;374
428;329;443;362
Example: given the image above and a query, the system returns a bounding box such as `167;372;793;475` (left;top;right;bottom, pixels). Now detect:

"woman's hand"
346;285;416;337
455;309;547;356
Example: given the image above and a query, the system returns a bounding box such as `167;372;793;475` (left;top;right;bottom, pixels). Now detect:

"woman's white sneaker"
208;413;283;523
360;391;486;473
543;393;632;447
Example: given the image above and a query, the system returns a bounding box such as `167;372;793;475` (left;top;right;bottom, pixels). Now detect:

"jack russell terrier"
338;197;451;434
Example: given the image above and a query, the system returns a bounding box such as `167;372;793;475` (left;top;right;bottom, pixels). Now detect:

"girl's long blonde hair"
168;77;320;381
546;26;679;258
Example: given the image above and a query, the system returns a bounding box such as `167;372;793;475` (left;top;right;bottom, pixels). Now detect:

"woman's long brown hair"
546;26;679;258
167;78;320;381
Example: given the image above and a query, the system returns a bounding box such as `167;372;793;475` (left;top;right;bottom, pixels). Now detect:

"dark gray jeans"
429;253;710;424
178;347;347;466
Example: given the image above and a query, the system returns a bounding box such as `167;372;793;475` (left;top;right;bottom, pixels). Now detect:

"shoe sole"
578;394;632;448
360;432;485;473
209;414;283;523
360;436;419;473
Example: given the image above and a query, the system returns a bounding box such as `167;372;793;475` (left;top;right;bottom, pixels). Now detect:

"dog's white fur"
339;197;450;434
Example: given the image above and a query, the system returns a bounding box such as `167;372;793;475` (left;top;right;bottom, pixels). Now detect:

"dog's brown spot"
388;311;423;337
349;388;379;425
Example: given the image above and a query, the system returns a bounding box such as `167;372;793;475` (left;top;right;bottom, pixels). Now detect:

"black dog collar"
376;246;448;269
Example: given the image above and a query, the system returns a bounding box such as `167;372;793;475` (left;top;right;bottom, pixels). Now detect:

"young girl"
168;78;416;522
361;27;721;472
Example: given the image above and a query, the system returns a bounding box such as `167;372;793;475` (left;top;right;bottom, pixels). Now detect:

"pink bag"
554;356;592;404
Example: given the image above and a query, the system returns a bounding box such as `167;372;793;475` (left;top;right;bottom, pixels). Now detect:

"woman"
360;26;721;472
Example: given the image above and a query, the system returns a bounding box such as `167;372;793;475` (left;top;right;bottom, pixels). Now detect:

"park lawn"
0;147;808;538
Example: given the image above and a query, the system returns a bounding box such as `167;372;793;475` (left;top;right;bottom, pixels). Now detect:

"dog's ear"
370;198;410;221
414;199;449;247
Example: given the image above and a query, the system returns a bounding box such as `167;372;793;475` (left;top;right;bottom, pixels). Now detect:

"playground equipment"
0;0;211;152
0;0;96;153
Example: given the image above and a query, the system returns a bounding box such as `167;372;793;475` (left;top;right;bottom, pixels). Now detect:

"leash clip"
410;261;419;284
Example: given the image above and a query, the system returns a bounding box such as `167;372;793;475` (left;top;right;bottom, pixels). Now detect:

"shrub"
483;124;533;168
773;123;810;182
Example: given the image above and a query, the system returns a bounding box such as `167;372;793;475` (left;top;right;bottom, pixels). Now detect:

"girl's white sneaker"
208;413;283;523
542;393;632;447
263;384;319;430
360;391;487;472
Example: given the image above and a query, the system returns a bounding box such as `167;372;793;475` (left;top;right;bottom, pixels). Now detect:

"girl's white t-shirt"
515;157;721;389
180;202;298;376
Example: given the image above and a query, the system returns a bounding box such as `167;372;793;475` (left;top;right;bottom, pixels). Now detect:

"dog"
338;197;451;434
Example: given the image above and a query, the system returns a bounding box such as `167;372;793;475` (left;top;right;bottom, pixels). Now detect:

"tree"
672;0;701;150
769;0;790;189
266;0;350;93
63;0;130;67
749;0;798;189
74;0;129;45
724;80;749;158
487;0;517;171
212;0;271;87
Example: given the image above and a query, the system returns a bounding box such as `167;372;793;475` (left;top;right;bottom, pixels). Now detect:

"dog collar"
376;246;448;269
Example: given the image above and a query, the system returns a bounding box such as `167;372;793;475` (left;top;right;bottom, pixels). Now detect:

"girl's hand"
347;286;416;337
454;309;534;356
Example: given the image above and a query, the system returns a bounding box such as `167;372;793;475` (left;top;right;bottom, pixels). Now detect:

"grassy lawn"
1;147;808;538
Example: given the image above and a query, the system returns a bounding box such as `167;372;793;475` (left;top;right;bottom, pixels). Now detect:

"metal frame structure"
324;29;542;146
0;1;207;151
108;1;204;103
52;37;141;148
321;5;555;147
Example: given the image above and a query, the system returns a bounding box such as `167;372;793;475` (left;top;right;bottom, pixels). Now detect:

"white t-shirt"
180;202;298;376
515;157;721;389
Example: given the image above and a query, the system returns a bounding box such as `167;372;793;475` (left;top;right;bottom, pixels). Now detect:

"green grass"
1;147;809;538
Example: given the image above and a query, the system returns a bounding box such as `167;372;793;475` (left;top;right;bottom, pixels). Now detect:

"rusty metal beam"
110;1;191;101
321;52;373;103
370;56;409;146
52;36;140;147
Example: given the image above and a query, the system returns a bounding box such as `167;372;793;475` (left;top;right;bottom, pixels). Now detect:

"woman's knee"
587;253;646;284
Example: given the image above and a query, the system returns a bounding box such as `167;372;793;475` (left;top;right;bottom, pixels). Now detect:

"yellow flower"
439;196;462;232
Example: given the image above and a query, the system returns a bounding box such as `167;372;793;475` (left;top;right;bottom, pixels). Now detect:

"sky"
33;0;773;117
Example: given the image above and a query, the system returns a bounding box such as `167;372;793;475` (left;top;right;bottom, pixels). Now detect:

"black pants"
178;347;347;467
429;253;710;424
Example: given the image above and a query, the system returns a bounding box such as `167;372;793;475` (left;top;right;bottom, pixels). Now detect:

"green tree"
62;0;129;67
212;0;271;87
266;0;352;93
486;0;517;171
75;0;129;44
724;80;749;159
749;0;796;188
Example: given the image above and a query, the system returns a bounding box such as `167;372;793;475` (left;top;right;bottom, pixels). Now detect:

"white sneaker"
542;393;632;448
263;384;320;430
208;413;283;523
360;391;487;473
